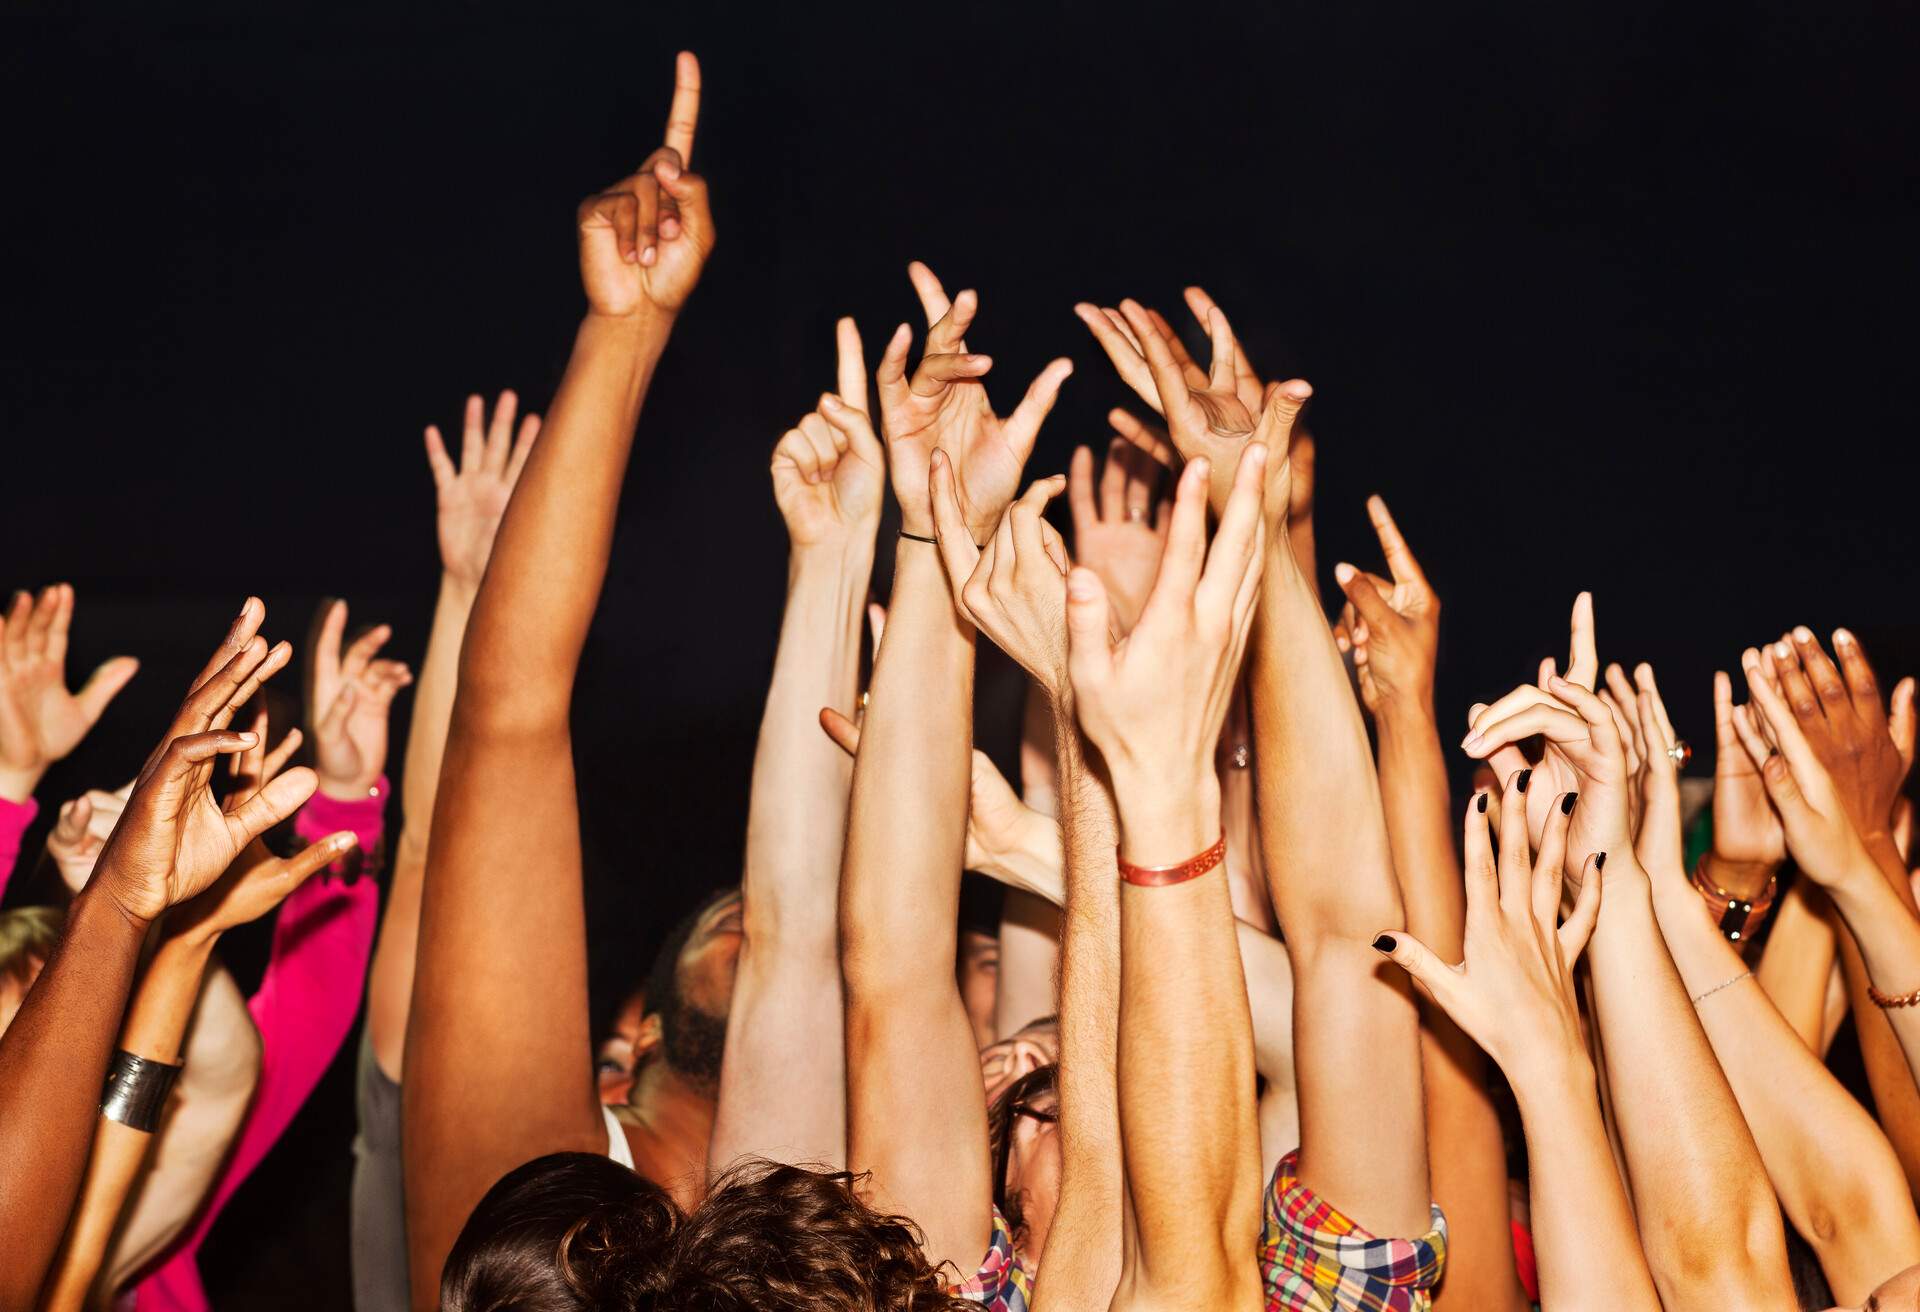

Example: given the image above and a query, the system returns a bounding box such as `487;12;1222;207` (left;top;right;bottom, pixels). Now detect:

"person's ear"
633;1012;664;1062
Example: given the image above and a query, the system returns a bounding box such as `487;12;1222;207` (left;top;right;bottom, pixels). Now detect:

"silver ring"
1125;505;1148;523
1666;740;1692;767
1230;744;1250;770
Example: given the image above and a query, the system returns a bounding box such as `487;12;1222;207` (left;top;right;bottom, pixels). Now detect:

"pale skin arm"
1334;500;1526;1312
998;686;1062;1039
1029;702;1124;1312
1068;449;1268;1310
1464;653;1793;1310
1754;877;1838;1051
844;258;1069;1274
709;321;880;1175
1632;666;1919;1306
400;58;711;1311
1377;785;1652;1312
368;390;539;1081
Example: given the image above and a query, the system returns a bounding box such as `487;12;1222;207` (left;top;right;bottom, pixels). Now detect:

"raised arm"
0;585;138;896
1732;646;1920;1114
708;318;882;1174
1334;497;1527;1312
1378;781;1653;1312
1463;606;1793;1309
842;259;1069;1276
1628;663;1920;1306
1065;446;1268;1309
40;734;356;1312
400;56;712;1310
0;600;311;1310
367;390;539;1082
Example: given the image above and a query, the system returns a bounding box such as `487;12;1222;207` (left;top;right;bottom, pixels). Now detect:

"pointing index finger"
664;51;701;165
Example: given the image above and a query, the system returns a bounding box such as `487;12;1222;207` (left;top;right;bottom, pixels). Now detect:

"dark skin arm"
0;600;310;1310
399;55;712;1311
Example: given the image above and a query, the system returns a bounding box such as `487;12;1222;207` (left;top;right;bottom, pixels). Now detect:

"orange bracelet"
1869;982;1920;1009
1118;833;1227;887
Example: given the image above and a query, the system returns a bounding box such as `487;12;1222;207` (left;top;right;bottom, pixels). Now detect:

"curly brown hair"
442;1153;977;1311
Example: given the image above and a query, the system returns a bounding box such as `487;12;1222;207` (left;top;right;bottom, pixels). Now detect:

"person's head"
978;1014;1058;1106
443;1152;975;1311
956;928;999;1050
1827;1259;1920;1311
595;981;659;1106
637;887;743;1098
0;907;63;1037
987;1062;1061;1265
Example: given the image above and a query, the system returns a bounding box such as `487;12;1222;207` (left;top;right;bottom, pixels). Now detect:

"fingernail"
1462;734;1484;753
1595;851;1608;870
1334;562;1356;585
1516;768;1533;794
1835;628;1854;646
1561;792;1578;814
1793;626;1813;643
1476;791;1489;813
1371;934;1396;954
1774;642;1791;660
1068;573;1097;601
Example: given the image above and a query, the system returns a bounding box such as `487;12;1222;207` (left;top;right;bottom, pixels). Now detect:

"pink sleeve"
0;794;38;904
132;781;387;1312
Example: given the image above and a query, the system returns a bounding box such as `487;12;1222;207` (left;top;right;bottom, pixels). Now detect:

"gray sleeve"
350;1026;411;1312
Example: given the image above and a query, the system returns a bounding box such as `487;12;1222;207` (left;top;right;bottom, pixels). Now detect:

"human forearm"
0;884;146;1310
1375;701;1524;1310
840;542;988;1271
1112;775;1260;1304
709;542;870;1175
38;930;217;1312
368;575;475;1079
1034;705;1124;1312
1754;878;1837;1051
1251;538;1427;1235
1584;865;1792;1307
1509;1056;1659;1312
456;312;670;724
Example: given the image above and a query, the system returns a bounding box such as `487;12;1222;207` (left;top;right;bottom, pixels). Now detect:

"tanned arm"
400;56;712;1310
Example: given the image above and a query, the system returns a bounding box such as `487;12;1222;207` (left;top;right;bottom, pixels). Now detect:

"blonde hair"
0;905;65;990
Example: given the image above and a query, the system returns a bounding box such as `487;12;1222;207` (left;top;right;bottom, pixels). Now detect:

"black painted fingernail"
1595;851;1608;870
1561;792;1578;814
1516;768;1533;794
1476;791;1489;813
1371;934;1396;953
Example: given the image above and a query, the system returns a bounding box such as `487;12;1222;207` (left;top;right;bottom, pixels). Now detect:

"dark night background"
3;3;1918;1305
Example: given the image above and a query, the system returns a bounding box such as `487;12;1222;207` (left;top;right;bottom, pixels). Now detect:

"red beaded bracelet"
1118;833;1227;887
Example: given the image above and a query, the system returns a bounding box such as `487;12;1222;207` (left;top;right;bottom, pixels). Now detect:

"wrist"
1508;1047;1598;1115
438;571;481;608
789;536;877;587
1113;774;1221;868
1373;695;1439;737
0;763;44;805
74;874;156;944
1700;851;1778;901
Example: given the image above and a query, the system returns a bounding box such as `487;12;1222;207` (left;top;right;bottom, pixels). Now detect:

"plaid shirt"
1260;1150;1447;1312
952;1208;1033;1312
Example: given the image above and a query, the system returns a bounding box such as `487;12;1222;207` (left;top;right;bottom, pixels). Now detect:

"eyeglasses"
992;1081;1059;1213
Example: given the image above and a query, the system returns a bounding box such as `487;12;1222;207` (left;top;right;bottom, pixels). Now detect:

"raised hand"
46;783;130;893
0;585;139;801
930;460;1073;695
424;391;543;589
1766;627;1915;838
1066;445;1267;796
1462;592;1616;852
875;262;1072;540
1730;647;1882;889
1376;780;1601;1080
90;600;318;926
1619;663;1690;882
770;318;886;547
575;51;714;318
307;600;412;801
1067;437;1169;636
1076;294;1309;521
1330;496;1438;714
1711;667;1786;869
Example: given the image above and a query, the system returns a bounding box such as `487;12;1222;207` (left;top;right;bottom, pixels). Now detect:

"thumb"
1560;853;1605;962
818;706;861;758
1890;676;1916;768
1064;568;1114;691
653;158;713;249
1333;563;1397;633
1371;930;1457;1008
76;656;140;728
